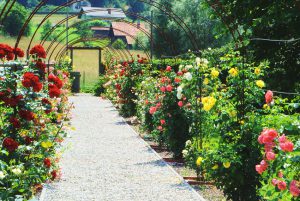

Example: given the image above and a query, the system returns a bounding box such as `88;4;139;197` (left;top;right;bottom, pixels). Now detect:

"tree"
205;0;300;92
40;20;53;41
112;39;127;49
2;2;31;36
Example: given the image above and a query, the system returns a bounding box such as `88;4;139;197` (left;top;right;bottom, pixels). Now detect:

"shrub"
0;44;71;200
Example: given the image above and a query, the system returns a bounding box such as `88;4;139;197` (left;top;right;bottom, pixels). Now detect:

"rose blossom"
178;101;183;107
266;152;276;161
166;66;172;72
290;180;300;197
277;181;287;190
280;141;294;152
166;85;172;92
149;106;157;115
265;90;273;104
272;179;278;186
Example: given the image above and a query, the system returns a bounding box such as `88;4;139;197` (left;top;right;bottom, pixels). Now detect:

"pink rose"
290;180;300;197
280;141;294;152
149;106;157;115
166;85;172;92
166;66;172;72
178;101;183;107
278;134;287;143
160;86;166;92
157;126;163;131
278;171;283;178
277;181;287;190
266;152;276;161
160;119;166;125
265;90;273;104
272;179;278;186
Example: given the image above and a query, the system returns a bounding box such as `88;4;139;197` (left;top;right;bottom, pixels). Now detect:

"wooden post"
99;49;103;75
70;48;74;71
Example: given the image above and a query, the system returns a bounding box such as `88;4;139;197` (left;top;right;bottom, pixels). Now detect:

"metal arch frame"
44;18;152;56
35;9;176;57
55;40;122;67
48;26;151;64
0;0;16;24
1;0;246;52
13;0;199;52
52;25;152;64
50;36;126;64
56;40;124;66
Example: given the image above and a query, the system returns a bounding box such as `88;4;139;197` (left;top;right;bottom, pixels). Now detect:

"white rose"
196;57;201;65
184;72;193;81
177;92;183;100
12;168;22;175
0;171;5;179
185;140;192;146
182;150;188;156
185;65;193;70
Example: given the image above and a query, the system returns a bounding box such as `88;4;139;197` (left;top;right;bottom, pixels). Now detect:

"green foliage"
112;39;127;49
40;20;53;41
205;0;300;93
93;75;109;96
2;2;31;36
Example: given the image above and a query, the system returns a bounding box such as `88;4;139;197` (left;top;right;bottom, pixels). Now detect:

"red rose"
25;136;34;145
48;84;61;98
178;101;184;107
3;137;19;152
44;158;51;168
9;117;21;128
14;47;25;58
22;72;43;92
48;74;63;89
19;109;35;121
30;44;46;58
51;170;57;180
0;49;5;59
35;60;46;71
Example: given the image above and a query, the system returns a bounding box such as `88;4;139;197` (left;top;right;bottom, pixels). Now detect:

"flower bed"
0;44;72;200
99;49;299;200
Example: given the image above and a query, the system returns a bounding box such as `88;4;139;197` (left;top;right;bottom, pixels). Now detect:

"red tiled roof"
111;22;149;45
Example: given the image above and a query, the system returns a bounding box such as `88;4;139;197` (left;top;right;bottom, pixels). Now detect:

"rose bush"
0;44;72;200
98;48;299;200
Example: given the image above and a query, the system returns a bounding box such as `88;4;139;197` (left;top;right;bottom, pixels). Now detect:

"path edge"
113;101;207;201
39;98;207;201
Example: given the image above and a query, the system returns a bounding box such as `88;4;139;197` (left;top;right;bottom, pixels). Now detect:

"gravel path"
43;94;205;201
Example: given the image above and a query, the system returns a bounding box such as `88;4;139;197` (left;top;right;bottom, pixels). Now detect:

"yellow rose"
211;69;219;78
228;68;238;77
202;96;217;111
196;157;203;167
254;68;261;75
239;120;245;125
263;104;270;110
223;162;231;168
212;164;219;170
203;78;209;85
256;80;265;88
41;141;53;149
